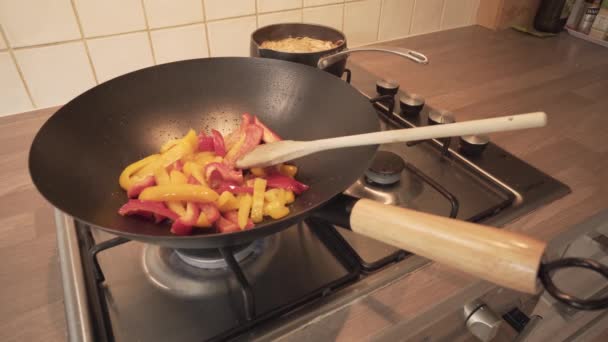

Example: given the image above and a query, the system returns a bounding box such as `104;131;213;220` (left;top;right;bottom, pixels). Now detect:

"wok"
29;57;608;308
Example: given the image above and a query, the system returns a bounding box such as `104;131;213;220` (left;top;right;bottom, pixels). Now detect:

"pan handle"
348;198;546;294
317;47;429;69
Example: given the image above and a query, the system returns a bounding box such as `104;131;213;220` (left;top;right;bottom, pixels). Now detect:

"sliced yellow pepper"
284;190;295;204
237;194;252;229
119;154;161;190
251;178;267;223
195;211;212;227
279;164;298;178
170;170;188;184
225;133;246;163
193;152;216;166
217;191;240;212
250;167;266;177
264;189;286;206
139;184;218;203
134;129;197;180
160;139;180;153
264;201;290;219
183;161;208;187
154;167;186;216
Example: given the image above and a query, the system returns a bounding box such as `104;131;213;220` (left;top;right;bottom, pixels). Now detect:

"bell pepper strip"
224;124;263;166
134;129;197;179
215;182;253;195
224;210;254;229
139;184;219;203
187;175;199;185
237;194;253;229
119;154;161;190
250;167;266;177
198;132;215;152
211;129;226;157
160;139;180;153
263;201;290;219
265;174;309;195
278;164;297;178
217;191;240;212
168;160;183;172
251;178;267;223
224;113;253;150
205;162;244;184
154;167;186;216
183;161;208;187
127;175;156;198
170;170;188;184
216;215;240;233
193;152;216;166
195;203;220;227
170;202;200;235
284;190;295;204
118;199;179;222
264;189;286;206
253;115;282;143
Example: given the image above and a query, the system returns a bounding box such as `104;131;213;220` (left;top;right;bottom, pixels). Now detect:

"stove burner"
175;243;257;269
376;79;399;96
365;151;405;185
428;110;455;125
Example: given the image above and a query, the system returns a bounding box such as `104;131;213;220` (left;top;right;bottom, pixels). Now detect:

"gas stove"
55;63;570;342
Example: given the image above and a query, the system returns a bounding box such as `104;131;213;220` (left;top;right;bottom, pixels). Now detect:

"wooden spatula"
236;112;547;168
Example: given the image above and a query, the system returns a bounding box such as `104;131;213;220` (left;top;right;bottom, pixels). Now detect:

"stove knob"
376;79;399;96
428;110;455;125
459;135;490;157
399;94;425;118
464;300;502;342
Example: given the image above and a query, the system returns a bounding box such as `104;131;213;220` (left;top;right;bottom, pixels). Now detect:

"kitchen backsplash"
0;0;479;117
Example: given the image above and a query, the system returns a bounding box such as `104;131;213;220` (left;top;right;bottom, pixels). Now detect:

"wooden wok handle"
349;199;546;294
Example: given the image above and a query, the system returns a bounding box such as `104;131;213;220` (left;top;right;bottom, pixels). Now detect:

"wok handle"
349;199;546;294
317;46;429;69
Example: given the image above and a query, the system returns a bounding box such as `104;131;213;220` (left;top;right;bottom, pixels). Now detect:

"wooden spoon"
236;112;547;168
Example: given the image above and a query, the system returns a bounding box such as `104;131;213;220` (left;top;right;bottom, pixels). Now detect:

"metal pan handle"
317;47;429;69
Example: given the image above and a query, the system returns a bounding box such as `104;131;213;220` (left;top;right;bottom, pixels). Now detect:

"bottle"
534;0;571;33
578;0;603;34
567;0;587;28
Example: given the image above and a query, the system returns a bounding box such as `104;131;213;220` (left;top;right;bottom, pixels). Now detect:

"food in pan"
117;114;309;235
260;36;341;53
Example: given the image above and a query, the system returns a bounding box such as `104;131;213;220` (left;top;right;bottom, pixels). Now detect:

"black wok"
29;57;608;308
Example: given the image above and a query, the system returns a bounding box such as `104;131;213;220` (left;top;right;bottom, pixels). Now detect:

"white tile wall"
14;42;95;108
258;0;302;13
0;0;478;115
204;0;255;21
411;0;445;35
87;32;154;82
151;24;209;64
74;0;146;37
0;0;80;47
207;16;257;57
144;0;204;29
0;52;32;116
379;0;415;41
344;0;382;46
303;4;344;30
258;10;303;27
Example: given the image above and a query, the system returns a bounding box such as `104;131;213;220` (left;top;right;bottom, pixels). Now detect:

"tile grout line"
0;25;36;108
69;0;99;84
439;0;448;30
202;0;212;57
409;0;417;35
140;0;158;65
376;0;384;41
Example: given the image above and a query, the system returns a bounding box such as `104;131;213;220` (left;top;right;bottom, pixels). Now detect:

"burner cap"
175;243;257;269
365;151;405;185
376;79;400;96
428;110;455;125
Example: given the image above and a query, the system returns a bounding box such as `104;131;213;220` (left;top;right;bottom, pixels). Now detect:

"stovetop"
55;63;570;342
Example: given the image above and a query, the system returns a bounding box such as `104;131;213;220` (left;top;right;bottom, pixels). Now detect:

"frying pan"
29;57;608;308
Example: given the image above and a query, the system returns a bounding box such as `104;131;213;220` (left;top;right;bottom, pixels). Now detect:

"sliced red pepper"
171;202;200;235
216;215;240;233
223;211;254;229
224;113;252;150
199;203;220;224
198;132;215;152
224;124;263;166
205;162;244;184
254;115;282;143
265;174;310;195
215;181;254;194
187;175;199;185
211;129;226;157
127;175;156;198
118;199;178;222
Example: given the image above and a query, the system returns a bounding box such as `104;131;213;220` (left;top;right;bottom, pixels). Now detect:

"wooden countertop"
1;26;606;341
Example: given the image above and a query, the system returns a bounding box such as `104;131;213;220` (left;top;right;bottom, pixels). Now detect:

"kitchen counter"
1;26;606;341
